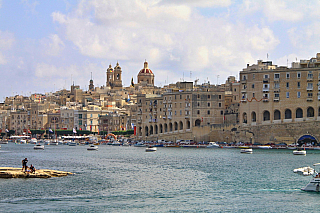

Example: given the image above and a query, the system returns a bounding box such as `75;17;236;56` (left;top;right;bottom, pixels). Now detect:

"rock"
0;167;73;178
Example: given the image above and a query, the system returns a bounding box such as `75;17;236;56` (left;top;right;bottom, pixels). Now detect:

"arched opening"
155;125;158;134
164;123;167;132
274;110;281;120
285;109;292;119
187;120;190;129
243;112;247;123
145;126;149;136
174;122;178;131
149;125;153;135
195;119;201;126
307;107;314;117
296;108;303;118
139;127;142;136
179;121;183;130
169;122;173;132
159;124;163;133
251;111;256;122
263;111;270;121
297;134;319;146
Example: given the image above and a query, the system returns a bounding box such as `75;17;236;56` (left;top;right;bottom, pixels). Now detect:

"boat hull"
301;178;320;192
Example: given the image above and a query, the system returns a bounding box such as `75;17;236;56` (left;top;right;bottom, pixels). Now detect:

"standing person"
21;158;28;172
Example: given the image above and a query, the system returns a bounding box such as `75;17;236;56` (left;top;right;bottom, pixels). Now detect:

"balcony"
273;88;280;92
137;111;142;115
168;116;172;119
307;98;313;101
163;100;167;104
137;119;142;123
307;87;313;91
263;78;270;83
274;78;280;82
262;98;269;102
137;103;142;106
318;85;320;90
241;99;247;103
153;111;157;115
240;79;247;83
262;88;269;92
273;97;280;101
307;77;314;81
241;89;247;93
162;116;167;119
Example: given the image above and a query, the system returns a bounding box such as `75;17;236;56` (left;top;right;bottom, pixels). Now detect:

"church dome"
138;61;154;75
114;62;121;70
107;64;113;72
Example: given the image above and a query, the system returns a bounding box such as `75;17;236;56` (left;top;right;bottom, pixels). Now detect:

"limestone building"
106;62;123;90
137;61;155;86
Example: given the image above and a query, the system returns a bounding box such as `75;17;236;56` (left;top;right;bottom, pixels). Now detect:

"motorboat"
30;138;38;144
122;142;130;146
240;148;253;154
134;142;146;147
44;140;50;145
206;142;220;148
146;146;157;152
111;141;121;146
293;166;315;176
0;140;8;144
293;148;306;155
69;142;77;146
50;141;59;145
258;145;272;149
34;144;44;150
87;144;98;151
301;163;320;192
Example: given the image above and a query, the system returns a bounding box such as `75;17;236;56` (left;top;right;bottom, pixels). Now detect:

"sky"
1;0;320;101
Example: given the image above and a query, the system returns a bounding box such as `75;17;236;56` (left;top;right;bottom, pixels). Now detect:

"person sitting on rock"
21;158;28;172
29;164;36;174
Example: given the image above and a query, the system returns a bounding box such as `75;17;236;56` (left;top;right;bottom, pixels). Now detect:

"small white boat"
50;142;59;145
146;146;157;152
0;140;8;144
34;144;44;150
301;163;320;192
207;142;220;148
122;142;130;146
87;144;98;151
44;140;50;145
20;139;27;144
293;166;315;176
241;148;253;154
69;142;77;146
134;142;146;147
258;145;272;149
293;149;306;155
30;138;38;144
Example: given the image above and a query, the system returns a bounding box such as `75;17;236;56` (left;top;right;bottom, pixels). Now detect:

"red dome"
139;68;153;74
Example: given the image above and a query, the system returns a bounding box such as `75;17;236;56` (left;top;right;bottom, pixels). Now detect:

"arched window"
174;122;178;131
169;123;173;132
296;108;303;118
155;125;158;134
263;111;270;121
164;123;167;132
149;125;153;135
145;126;149;136
139;127;142;136
187;120;191;129
274;110;281;120
195;119;201;126
285;109;292;119
159;124;163;133
243;112;247;123
179;121;183;130
251;111;256;122
307;107;314;117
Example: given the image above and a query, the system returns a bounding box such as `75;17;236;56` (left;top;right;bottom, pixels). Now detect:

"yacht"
87;144;98;151
301;163;320;192
206;142;220;148
258;145;272;149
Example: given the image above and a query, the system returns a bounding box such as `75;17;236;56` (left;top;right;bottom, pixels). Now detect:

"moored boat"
30;138;38;144
301;163;320;192
293;148;306;155
258;145;272;149
206;142;220;148
146;146;157;152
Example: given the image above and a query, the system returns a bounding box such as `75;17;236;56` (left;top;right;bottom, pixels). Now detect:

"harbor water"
0;143;320;212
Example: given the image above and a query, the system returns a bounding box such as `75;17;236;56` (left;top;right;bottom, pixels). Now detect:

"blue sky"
1;0;320;100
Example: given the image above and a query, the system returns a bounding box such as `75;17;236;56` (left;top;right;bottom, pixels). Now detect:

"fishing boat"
301;163;320;192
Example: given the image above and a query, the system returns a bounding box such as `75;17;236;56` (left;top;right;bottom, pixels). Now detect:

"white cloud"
159;0;232;8
41;34;65;56
0;31;15;65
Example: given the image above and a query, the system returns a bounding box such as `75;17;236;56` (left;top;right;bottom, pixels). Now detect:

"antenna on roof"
267;53;269;60
91;72;92;80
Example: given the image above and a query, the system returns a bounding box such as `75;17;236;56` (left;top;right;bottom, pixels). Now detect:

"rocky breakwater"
0;167;73;178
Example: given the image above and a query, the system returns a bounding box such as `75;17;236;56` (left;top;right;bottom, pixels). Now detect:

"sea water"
0;143;319;212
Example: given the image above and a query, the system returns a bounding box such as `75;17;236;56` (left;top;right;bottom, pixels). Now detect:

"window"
308;71;313;79
243;75;247;80
219;103;222;107
219;95;222;99
207;110;210;115
180;110;182;115
208;95;210;98
307;83;313;90
264;74;269;79
286;92;289;98
274;73;280;79
253;74;255;79
308;93;313;98
275;93;279;98
286;73;290;79
220;111;223;115
197;110;200;115
297;82;300;88
207;103;210;107
297;72;301;79
253;93;255;98
297;92;301;98
197;102;200;107
252;84;255;89
274;83;279;89
286;82;289;89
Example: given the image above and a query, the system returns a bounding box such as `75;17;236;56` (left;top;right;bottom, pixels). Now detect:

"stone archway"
297;134;319;146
